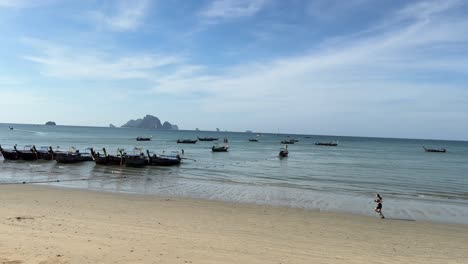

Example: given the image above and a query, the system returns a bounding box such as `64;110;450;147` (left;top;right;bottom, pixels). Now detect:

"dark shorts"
376;203;382;210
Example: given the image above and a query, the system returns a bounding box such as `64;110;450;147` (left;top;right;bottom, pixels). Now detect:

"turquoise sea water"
1;123;467;224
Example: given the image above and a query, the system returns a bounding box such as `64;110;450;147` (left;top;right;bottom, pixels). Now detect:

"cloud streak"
199;0;268;19
87;0;151;31
147;0;468;136
21;38;182;80
0;0;51;9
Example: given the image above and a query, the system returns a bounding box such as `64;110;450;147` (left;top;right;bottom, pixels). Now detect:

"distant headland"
121;115;178;130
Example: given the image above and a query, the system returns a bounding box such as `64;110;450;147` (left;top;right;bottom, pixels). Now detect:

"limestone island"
122;115;178;130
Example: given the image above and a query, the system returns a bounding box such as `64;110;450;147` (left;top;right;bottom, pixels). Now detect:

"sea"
1;123;467;224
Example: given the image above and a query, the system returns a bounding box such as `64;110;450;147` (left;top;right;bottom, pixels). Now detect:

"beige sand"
0;185;466;264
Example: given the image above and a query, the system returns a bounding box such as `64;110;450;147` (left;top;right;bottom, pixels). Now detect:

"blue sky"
1;0;468;140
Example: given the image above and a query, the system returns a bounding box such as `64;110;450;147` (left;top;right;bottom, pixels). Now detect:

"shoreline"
1;184;467;263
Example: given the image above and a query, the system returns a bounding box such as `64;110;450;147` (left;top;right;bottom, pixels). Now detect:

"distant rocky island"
122;115;178;130
45;121;56;126
109;124;116;128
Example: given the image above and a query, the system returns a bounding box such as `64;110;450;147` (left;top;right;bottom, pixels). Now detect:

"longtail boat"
423;146;446;153
0;144;20;160
146;150;181;166
16;145;38;161
123;148;147;167
212;145;228;152
315;142;338;146
32;146;55;160
197;137;219;141
55;147;93;164
177;139;197;144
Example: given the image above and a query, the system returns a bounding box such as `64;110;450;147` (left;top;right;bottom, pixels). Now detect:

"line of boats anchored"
0;135;448;168
0;145;182;167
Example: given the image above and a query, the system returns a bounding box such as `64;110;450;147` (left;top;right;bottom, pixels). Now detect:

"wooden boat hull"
124;156;147;167
36;151;53;160
55;153;93;164
0;150;19;160
148;156;181;166
17;150;38;161
177;140;197;144
315;142;338;146
198;137;218;141
212;146;228;152
279;150;288;157
281;141;294;144
423;147;446;153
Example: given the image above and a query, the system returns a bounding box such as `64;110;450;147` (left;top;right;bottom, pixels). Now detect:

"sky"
1;0;468;140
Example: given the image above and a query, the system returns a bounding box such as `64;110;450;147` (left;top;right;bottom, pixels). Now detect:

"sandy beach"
0;185;466;264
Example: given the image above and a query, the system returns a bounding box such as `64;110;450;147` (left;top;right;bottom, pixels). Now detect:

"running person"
374;194;385;219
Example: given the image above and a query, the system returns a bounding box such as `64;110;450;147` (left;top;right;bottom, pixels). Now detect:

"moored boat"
90;148;125;165
136;136;152;141
212;145;228;152
281;140;295;144
315;142;338;146
423;146;447;153
55;148;93;164
123;148;147;167
0;144;20;160
197;137;219;141
177;139;197;144
248;138;259;142
146;150;181;166
16;145;38;161
32;146;55;160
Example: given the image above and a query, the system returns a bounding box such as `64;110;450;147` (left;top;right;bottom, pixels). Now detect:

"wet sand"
0;185;467;264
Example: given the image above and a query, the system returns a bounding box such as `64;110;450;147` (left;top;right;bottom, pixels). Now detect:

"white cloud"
0;0;50;9
199;0;268;19
307;0;369;20
150;0;468;136
21;38;182;80
88;0;151;31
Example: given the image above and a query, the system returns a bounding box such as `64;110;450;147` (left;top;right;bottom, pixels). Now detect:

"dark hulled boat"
124;154;147;167
91;148;125;165
281;140;295;144
212;145;228;152
177;139;197;144
0;144;19;160
315;142;338;146
136;136;152;141
55;148;93;164
423;146;447;153
146;150;181;166
248;139;259;142
16;145;38;161
32;146;55;160
123;148;147;167
197;137;219;141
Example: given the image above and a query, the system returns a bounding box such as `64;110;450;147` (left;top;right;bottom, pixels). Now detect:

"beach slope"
0;185;466;264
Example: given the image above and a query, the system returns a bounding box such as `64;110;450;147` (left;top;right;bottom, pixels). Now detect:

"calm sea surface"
1;123;467;224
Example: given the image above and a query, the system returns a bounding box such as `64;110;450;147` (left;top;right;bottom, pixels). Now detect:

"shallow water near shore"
1;123;467;224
